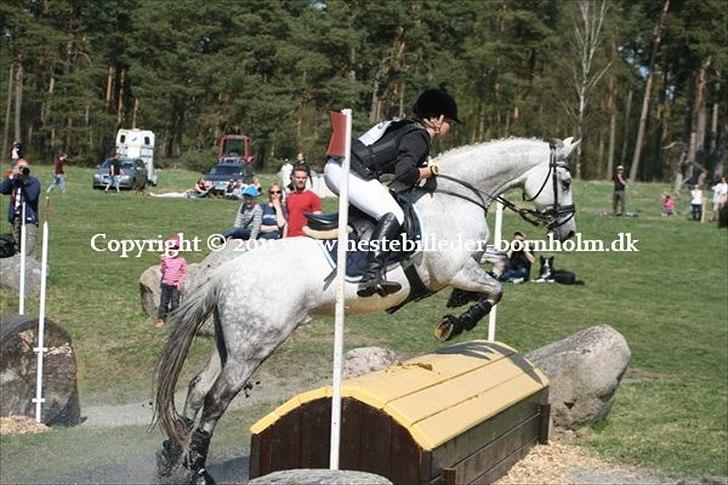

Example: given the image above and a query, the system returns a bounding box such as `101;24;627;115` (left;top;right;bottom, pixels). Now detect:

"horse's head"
522;137;579;241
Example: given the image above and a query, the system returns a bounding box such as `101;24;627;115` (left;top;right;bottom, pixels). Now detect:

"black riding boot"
357;213;402;297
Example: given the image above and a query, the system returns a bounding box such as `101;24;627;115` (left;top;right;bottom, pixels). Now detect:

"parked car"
202;163;250;194
92;158;148;190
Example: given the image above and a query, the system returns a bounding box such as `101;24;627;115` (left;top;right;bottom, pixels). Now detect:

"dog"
535;256;584;285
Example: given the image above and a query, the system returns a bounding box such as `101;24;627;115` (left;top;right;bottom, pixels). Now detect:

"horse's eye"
562;179;571;190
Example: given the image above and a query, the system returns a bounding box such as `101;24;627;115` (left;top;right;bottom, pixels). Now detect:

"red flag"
327;111;347;157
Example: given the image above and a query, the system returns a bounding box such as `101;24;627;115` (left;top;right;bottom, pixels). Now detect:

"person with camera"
0;159;41;258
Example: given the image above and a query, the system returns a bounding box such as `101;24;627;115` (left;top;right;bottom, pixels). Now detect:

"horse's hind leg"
182;346;222;424
184;357;260;482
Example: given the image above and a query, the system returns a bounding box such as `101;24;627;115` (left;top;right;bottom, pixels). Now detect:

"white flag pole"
329;109;352;470
18;202;27;315
487;201;504;342
33;215;49;422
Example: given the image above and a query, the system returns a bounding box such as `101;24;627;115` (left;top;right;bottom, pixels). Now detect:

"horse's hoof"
434;315;461;342
194;469;216;485
156;439;183;478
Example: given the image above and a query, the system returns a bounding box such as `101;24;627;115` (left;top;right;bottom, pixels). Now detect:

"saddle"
304;190;422;246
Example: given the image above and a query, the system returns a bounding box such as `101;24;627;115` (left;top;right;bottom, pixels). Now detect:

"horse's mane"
434;137;548;169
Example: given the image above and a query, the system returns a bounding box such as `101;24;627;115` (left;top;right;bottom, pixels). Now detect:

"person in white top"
690;185;704;221
710;176;727;221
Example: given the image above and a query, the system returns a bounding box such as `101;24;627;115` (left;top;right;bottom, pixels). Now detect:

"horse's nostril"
566;230;575;240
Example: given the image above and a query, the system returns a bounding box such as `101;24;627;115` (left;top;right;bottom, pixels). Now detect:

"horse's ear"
549;256;555;264
563;138;581;158
540;255;545;264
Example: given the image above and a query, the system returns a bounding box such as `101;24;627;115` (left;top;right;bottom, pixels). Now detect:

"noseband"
435;140;576;230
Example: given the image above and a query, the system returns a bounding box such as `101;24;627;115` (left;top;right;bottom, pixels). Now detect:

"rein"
435;140;576;230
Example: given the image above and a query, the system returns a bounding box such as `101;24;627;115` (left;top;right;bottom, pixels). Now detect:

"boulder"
0;255;50;297
526;325;631;428
249;469;391;484
343;347;401;379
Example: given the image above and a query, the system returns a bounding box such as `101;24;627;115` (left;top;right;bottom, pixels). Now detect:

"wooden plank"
359;405;392;478
385;355;540;428
454;414;540;483
413;374;547;450
300;397;331;469
430;388;546;473
268;408;302;471
473;437;538;484
389;414;424;484
248;433;262;479
538;403;551;444
340;398;364;471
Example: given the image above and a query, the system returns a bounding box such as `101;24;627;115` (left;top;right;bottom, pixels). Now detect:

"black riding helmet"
413;88;461;124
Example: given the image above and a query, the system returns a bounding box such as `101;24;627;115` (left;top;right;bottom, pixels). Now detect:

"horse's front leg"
435;258;502;341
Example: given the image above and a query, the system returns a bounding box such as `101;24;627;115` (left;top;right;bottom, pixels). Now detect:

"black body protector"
351;120;431;298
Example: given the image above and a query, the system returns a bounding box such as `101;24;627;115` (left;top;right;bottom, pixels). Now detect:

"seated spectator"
250;176;262;195
259;184;287;240
232;180;247;199
223;179;237;199
499;231;535;284
221;186;262;240
662;194;675;216
150;178;211;199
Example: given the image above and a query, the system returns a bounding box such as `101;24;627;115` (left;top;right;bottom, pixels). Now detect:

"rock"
139;265;162;316
249;469;392;484
525;325;630;428
0;316;81;426
0;254;50;297
343;347;400;379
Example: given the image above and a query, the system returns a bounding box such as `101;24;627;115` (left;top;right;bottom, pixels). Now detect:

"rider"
324;87;460;298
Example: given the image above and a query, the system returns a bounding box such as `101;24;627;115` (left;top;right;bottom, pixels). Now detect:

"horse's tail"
151;278;218;446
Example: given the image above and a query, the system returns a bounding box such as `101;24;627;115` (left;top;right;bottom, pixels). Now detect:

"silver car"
93;158;148;190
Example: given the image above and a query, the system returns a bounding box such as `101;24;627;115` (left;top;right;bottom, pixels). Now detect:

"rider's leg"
324;161;405;297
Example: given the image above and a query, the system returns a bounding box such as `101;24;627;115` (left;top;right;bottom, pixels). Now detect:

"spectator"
47;150;68;193
499;232;535;284
10;141;21;165
259;184;287;240
222;186;263;240
157;235;188;327
250;176;263;195
612;165;627;216
223;179;237;199
690;185;704;221
0;159;41;258
191;178;212;198
662;194;675;216
104;154;123;192
710;176;727;222
279;160;293;195
285;165;321;237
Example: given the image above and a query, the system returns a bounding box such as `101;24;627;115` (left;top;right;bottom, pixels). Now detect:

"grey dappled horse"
153;137;579;483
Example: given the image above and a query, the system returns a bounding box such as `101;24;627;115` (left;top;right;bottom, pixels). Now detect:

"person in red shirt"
285;165;321;237
47;150;67;193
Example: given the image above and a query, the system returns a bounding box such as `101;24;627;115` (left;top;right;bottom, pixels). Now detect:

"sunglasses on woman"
270;190;282;194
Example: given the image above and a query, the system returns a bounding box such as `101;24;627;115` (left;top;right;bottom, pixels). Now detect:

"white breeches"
324;161;405;224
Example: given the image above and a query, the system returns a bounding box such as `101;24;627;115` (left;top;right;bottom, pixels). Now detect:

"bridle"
435;140;576;230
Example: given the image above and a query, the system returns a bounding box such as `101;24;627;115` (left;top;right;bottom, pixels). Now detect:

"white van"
115;129;157;185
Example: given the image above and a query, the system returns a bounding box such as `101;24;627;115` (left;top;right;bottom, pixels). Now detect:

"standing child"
662;194;675;216
157;235;188;327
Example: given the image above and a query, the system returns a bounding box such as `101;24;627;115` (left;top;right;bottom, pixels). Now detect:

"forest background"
1;0;726;184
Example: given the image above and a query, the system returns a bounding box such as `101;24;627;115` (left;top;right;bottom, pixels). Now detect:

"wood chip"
0;416;50;435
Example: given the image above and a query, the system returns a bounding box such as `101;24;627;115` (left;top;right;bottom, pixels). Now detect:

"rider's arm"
395;130;431;185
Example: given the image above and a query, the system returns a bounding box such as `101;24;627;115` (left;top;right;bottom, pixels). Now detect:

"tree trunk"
597;128;605;179
686;56;712;182
132;98;139;129
619;89;633;164
105;66;114;110
607;74;617;179
2;64;13;163
116;68;126;127
13;60;23;144
629;0;670;182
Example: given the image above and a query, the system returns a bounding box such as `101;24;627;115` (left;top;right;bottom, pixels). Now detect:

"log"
0;316;81;426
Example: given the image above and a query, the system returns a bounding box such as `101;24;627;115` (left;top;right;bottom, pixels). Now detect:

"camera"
20;166;30;176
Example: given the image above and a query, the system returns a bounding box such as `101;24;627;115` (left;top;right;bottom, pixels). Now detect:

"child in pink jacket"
157;235;188;327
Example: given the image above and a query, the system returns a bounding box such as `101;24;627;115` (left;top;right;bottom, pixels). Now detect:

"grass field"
0;163;726;480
